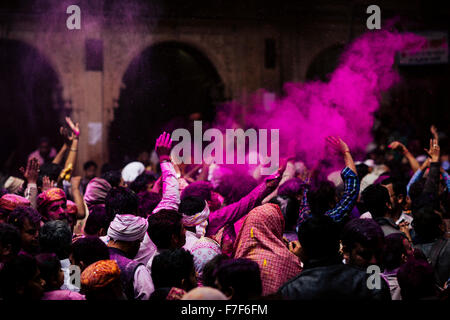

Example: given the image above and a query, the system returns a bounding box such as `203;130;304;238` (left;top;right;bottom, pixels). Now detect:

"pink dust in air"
217;29;426;169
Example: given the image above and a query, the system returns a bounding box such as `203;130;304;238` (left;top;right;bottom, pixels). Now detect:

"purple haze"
218;29;426;169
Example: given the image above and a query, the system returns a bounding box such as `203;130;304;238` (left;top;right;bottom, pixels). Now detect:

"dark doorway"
0;39;65;176
108;41;225;166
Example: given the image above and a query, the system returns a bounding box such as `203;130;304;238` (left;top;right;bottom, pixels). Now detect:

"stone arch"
305;43;346;82
0;38;65;174
107;40;227;166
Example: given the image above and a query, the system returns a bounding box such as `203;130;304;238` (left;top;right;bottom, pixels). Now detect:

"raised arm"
58;117;80;183
152;132;180;213
70;176;86;220
423;138;441;196
21;157;39;209
52;130;69;165
206;164;285;236
388;141;420;173
326;136;357;175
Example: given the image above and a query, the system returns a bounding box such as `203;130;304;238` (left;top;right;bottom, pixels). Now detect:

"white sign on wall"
88;122;102;145
399;31;448;65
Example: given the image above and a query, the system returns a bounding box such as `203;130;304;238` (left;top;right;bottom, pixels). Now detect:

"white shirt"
152;162;180;214
134;265;154;300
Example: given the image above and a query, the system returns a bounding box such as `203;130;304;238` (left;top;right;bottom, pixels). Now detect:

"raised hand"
424;139;440;162
65;116;80;138
42;176;55;192
388;141;407;153
155;132;173;160
326;136;350;155
20;157;40;184
430;125;439;142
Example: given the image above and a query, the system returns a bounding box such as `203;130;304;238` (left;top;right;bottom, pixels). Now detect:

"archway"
0;39;65;176
305;43;345;82
109;41;225;166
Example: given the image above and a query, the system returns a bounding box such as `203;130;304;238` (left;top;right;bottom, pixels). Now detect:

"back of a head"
152;249;195;290
380;177;407;198
382;233;408;271
182;287;227;300
270;196;299;232
138;191;162;217
278;178;305;199
35;253;61;289
84;205;110;236
356;163;370;181
202;254;230;288
308;181;337;215
397;258;437;300
129;172;156;194
100;170;122;188
72;236;110;269
38;163;62;187
179;196;206;216
412;206;444;243
361;184;390;218
147;210;183;250
181;181;212;202
0;253;40;300
214;258;262;300
39;220;72;260
297;215;340;261
105;187;138;220
83;161;98;171
214;173;257;205
0;223;21;257
341;218;385;266
7;206;41;230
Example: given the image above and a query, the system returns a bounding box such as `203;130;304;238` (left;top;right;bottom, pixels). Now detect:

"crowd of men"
0;118;449;300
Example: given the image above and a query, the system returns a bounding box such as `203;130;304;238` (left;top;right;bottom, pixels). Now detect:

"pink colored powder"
217;29;426;169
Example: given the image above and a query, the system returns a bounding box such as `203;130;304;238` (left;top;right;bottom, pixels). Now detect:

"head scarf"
181;201;210;237
81;260;121;290
107;214;148;242
4;177;24;194
190;236;221;276
83;178;111;208
0;194;31;212
37;188;66;212
233;203;302;296
182;287;227;300
121;162;145;184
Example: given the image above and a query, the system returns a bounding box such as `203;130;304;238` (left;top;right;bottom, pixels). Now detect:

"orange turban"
81;260;121;290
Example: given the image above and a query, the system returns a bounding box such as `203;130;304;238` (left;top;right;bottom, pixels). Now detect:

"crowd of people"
0;117;448;301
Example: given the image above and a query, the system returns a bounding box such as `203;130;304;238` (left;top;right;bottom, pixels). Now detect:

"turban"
81;260;121;290
107;214;148;242
0;194;31;212
37;188;66;211
121;162;145;184
84;178;111;208
4;177;24;194
181;201;210;237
